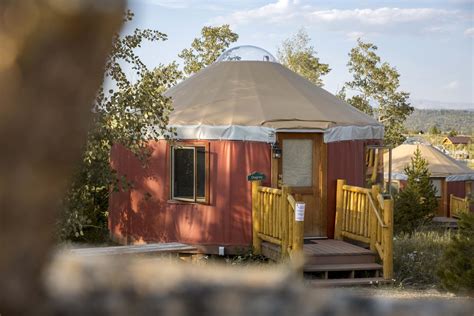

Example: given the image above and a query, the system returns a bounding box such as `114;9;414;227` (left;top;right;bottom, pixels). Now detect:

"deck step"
308;277;390;287
304;263;382;273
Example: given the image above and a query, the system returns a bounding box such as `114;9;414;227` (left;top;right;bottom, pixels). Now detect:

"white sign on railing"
295;202;305;221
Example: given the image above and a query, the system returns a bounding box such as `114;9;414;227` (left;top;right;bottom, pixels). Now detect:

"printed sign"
247;172;266;181
295;202;305;221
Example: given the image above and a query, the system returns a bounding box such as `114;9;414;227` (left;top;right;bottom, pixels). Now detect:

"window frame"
170;141;210;204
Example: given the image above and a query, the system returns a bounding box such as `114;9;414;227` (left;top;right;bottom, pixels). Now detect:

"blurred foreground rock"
0;0;124;314
45;254;472;316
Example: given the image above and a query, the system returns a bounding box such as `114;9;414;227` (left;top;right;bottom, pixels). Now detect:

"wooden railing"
335;179;393;280
450;194;470;219
251;181;304;260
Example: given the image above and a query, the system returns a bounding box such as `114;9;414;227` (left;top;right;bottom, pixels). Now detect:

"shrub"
393;229;452;288
394;147;438;234
437;212;474;294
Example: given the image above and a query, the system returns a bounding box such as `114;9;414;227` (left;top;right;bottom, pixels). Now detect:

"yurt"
384;144;473;216
109;46;384;251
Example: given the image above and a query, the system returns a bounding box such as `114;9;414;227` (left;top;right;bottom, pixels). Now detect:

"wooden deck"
263;239;385;286
68;242;197;257
432;216;458;228
303;239;373;256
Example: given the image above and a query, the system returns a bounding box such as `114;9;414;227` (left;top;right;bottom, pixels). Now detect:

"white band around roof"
445;174;474;182
164;124;384;143
386;173;474;182
323;125;384;143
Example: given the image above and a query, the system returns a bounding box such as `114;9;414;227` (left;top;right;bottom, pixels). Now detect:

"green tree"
179;24;238;76
394;147;438;234
428;125;441;135
277;29;330;86
343;39;413;146
448;129;458;137
59;11;182;241
438;212;474;293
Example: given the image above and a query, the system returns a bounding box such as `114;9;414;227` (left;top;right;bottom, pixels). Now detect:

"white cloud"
464;27;474;37
212;1;462;36
212;0;300;25
444;81;459;89
345;31;365;41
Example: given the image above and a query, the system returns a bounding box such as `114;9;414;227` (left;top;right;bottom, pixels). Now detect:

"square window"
171;144;208;203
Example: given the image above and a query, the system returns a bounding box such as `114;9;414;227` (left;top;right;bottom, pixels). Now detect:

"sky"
125;0;474;108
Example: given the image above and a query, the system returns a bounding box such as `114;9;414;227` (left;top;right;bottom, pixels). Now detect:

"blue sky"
126;0;474;107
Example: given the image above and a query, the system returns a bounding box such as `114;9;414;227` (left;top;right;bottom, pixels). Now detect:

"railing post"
292;195;304;254
280;185;290;259
335;179;346;240
369;184;380;252
292;197;305;275
252;180;262;255
383;197;394;280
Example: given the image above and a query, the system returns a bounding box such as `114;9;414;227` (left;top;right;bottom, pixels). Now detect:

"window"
282;139;313;187
171;144;208;202
430;179;442;197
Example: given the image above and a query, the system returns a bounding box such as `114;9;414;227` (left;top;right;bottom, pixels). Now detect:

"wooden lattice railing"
251;181;304;260
450;194;470;218
335;179;393;280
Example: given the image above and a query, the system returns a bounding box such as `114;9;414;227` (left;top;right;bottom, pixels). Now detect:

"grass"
393;228;453;289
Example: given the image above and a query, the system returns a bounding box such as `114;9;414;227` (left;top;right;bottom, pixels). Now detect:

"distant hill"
404;109;474;135
410;99;473;110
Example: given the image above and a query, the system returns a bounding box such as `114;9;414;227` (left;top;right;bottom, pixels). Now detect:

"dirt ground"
344;286;474;303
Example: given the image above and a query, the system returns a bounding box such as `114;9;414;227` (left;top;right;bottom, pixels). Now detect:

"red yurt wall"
326;139;381;238
109;140;271;247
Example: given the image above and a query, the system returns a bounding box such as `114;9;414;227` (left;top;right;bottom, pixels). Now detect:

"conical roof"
167;61;379;129
384;144;474;181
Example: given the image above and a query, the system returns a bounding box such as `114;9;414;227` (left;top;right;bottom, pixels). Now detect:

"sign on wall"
247;172;266;181
295;202;305;221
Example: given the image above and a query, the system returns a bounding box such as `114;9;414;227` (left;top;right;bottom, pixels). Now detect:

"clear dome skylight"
216;45;277;63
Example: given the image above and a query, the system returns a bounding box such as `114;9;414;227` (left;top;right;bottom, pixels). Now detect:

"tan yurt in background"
384;144;473;216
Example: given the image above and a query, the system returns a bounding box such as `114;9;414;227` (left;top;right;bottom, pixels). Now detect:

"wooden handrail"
251;182;304;261
367;194;387;228
335;179;393;280
450;194;470;218
287;194;296;210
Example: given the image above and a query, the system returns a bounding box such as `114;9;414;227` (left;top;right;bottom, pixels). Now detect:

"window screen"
282;139;313;187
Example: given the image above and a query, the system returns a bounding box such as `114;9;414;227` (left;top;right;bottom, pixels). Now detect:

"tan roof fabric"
384;144;474;179
165;61;381;130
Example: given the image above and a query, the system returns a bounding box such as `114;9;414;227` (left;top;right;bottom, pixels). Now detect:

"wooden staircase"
262;239;389;286
302;239;387;286
252;179;394;287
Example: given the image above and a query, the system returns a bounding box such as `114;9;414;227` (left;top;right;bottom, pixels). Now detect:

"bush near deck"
393;229;452;288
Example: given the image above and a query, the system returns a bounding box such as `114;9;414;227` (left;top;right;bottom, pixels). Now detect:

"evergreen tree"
394;147;438;234
438;212;474;293
428;125;441;135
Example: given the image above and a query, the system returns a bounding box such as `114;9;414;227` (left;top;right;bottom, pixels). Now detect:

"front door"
274;133;327;237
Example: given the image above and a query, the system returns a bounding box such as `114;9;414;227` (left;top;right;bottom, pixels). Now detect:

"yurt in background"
384;144;473;217
109;46;385;252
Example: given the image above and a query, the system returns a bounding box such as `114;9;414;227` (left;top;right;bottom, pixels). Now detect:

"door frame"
271;132;328;237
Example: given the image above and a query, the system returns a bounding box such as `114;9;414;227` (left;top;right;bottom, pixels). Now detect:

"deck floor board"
303;239;373;256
